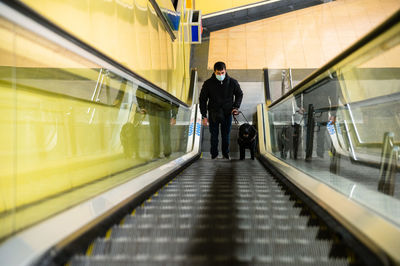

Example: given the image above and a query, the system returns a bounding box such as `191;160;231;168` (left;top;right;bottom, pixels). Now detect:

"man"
199;61;243;159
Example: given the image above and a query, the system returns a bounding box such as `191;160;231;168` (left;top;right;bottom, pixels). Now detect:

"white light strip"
346;104;363;144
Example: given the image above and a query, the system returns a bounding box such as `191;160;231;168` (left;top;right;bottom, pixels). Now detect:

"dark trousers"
209;115;232;157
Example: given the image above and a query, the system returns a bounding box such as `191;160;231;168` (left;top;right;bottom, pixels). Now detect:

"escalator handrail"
1;0;188;109
148;0;177;41
268;9;400;108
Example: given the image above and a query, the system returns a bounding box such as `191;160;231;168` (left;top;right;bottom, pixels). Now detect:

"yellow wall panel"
91;0;118;59
148;7;162;86
23;1;91;45
116;2;136;68
21;0;191;103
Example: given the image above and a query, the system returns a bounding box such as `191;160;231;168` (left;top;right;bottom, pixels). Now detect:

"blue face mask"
216;74;225;81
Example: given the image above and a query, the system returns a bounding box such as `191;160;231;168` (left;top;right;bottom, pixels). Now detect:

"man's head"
214;61;226;81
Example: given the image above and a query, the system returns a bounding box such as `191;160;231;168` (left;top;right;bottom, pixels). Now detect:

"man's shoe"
211;154;218;159
222;153;230;160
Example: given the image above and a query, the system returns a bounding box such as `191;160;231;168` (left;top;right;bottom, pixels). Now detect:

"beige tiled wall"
208;0;400;69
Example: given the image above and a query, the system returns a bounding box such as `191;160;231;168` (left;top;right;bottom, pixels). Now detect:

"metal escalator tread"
70;159;348;266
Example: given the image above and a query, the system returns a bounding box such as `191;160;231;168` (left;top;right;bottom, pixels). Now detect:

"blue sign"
188;122;194;136
327;121;335;136
195;122;201;136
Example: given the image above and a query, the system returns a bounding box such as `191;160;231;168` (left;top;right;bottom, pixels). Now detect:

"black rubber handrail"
148;0;177;41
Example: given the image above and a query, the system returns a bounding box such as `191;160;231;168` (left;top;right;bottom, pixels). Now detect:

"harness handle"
233;111;251;124
233;112;240;124
233;111;258;134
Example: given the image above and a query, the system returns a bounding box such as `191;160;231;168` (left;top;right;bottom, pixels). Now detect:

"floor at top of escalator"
69;158;352;266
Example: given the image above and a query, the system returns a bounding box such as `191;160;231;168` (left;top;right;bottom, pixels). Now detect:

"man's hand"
202;117;208;126
232;109;239;115
170;118;176;125
140;108;147;114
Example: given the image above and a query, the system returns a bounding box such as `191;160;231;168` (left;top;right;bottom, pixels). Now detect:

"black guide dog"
235;112;257;160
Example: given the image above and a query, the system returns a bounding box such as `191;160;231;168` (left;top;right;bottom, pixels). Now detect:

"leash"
233;111;258;136
233;111;255;127
233;111;251;124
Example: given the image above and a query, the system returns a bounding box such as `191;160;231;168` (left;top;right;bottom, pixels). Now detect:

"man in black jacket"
199;62;243;159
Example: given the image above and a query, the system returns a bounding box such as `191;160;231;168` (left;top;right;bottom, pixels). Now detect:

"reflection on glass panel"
120;86;187;160
267;19;400;224
0;17;16;242
0;16;191;240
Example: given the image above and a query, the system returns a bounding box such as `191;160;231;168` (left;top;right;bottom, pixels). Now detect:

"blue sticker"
195;122;201;136
188;122;194;136
327;121;335;135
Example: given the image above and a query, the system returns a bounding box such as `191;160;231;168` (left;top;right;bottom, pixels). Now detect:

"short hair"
214;61;226;71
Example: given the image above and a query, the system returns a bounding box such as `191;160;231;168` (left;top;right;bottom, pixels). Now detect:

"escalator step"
69;159;348;266
89;238;335;257
107;226;319;240
70;254;348;266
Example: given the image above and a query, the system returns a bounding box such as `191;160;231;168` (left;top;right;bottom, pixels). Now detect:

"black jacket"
199;73;243;119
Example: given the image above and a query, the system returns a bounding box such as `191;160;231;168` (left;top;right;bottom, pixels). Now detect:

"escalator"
69;158;351;266
1;2;400;266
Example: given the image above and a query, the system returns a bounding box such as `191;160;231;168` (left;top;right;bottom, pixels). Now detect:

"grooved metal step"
69;159;348;266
